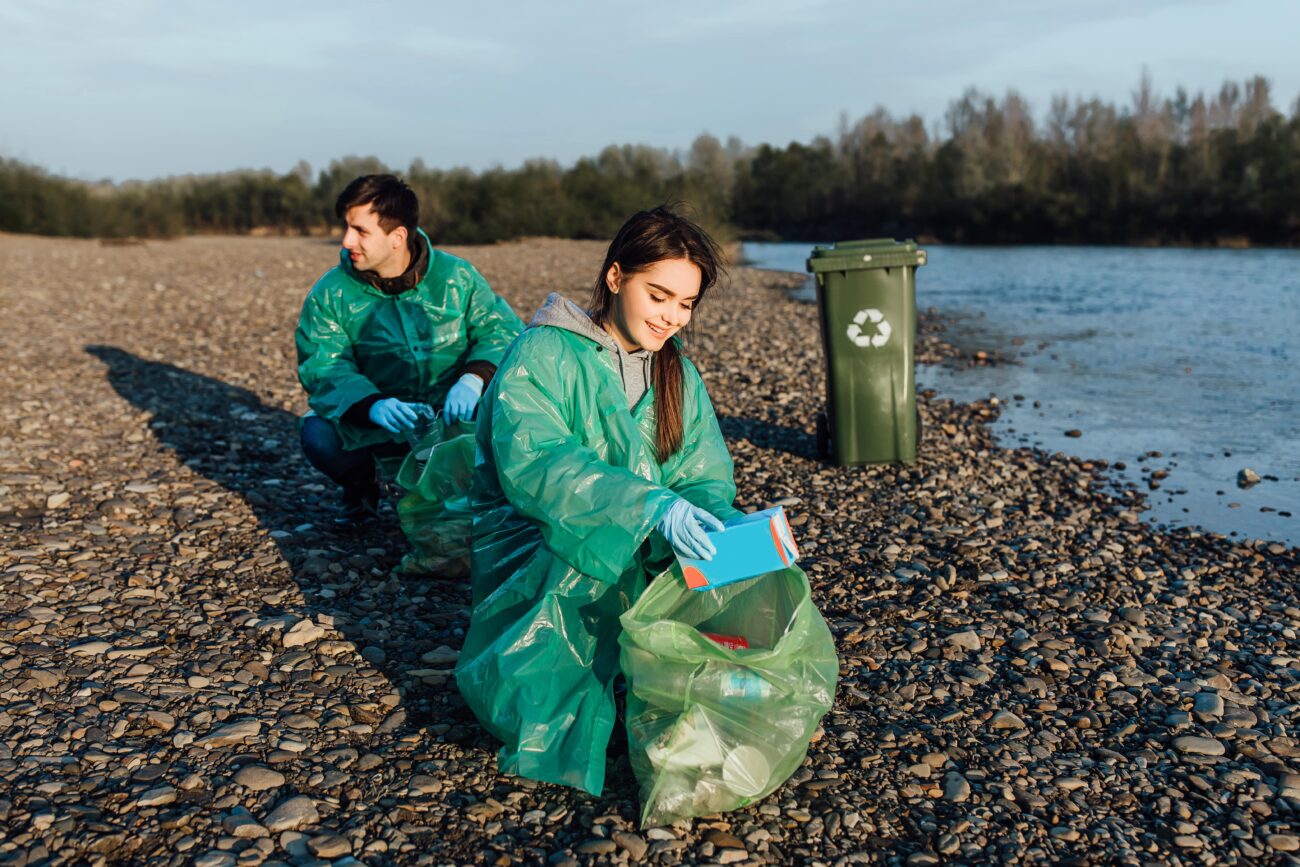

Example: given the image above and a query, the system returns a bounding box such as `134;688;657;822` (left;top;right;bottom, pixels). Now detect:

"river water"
742;241;1299;547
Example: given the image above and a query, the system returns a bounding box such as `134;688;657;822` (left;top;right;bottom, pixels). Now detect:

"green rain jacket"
295;230;523;451
455;295;742;796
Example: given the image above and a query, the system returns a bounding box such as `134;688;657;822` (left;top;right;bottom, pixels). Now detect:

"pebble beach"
1;232;1297;866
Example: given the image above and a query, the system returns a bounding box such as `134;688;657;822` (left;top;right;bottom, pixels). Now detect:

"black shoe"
334;485;380;527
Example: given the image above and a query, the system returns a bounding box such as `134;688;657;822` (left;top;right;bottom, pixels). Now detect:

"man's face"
341;204;405;275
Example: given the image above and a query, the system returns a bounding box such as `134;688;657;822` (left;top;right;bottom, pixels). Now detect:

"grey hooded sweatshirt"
528;292;652;409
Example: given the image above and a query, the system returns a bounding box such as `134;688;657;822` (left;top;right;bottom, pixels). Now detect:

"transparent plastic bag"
619;564;839;827
394;415;475;577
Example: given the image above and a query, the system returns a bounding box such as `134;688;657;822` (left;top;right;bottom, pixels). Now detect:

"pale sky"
2;0;1297;182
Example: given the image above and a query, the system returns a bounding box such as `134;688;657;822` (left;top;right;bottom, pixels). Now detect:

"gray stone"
193;853;236;867
943;772;971;803
194;719;263;749
1173;736;1226;757
1193;692;1224;719
306;834;351;858
281;713;319;730
281;619;326;647
263;796;319;832
68;640;113;656
1268;834;1300;852
106;645;164;660
279;831;310;859
223;813;269;839
136;785;176;807
420;645;460;665
612;831;648;861
234;765;285;791
989;710;1026;730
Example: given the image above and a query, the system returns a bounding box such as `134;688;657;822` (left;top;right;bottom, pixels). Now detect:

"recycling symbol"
846;308;891;348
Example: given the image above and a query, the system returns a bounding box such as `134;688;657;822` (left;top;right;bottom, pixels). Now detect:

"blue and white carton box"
678;506;800;591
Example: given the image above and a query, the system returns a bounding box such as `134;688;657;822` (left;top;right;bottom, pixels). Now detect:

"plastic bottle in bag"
403;404;439;462
717;669;773;701
687;664;775;706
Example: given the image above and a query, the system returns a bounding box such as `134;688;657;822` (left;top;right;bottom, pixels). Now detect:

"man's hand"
369;398;422;433
444;373;484;425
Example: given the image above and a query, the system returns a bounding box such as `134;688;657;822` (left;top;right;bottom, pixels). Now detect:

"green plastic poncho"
295;230;523;453
454;321;741;797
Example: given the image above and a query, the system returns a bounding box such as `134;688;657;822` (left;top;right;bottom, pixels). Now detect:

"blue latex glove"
368;397;421;434
444;373;484;425
656;499;725;561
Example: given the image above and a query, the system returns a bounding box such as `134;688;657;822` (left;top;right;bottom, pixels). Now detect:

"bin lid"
806;238;926;273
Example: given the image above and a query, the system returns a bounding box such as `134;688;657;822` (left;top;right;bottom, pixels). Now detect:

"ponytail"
652;340;685;463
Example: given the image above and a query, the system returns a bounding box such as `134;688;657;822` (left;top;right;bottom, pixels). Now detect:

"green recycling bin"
806;239;927;465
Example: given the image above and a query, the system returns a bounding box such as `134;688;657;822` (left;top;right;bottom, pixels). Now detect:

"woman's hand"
655;499;725;560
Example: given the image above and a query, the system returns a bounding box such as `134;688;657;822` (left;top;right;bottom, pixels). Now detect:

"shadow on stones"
85;345;472;732
718;414;818;460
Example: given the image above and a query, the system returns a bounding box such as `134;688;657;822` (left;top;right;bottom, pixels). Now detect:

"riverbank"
745;240;1300;549
1;233;1296;865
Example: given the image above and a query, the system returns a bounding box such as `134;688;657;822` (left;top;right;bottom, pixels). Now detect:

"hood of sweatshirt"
529;292;652;409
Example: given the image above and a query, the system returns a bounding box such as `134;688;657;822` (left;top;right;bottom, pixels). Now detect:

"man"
296;174;523;525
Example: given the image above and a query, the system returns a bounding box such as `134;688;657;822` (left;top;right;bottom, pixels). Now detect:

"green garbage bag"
619;562;839;827
394;416;475;577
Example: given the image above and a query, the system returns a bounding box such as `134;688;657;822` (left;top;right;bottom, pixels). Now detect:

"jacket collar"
338;228;433;295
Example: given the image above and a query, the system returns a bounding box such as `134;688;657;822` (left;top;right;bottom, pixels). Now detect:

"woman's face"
604;257;701;352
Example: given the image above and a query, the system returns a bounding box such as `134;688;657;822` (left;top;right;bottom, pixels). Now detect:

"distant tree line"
736;73;1300;245
3;74;1298;246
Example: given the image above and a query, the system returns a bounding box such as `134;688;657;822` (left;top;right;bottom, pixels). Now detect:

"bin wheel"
815;412;830;460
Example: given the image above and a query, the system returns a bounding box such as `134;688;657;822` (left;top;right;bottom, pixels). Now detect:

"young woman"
454;207;742;796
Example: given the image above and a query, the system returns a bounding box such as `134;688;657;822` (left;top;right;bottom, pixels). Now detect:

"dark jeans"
300;416;407;495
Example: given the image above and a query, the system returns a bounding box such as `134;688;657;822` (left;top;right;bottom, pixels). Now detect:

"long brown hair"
589;206;724;463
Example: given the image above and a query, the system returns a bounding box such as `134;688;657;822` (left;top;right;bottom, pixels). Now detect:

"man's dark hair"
335;174;419;235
